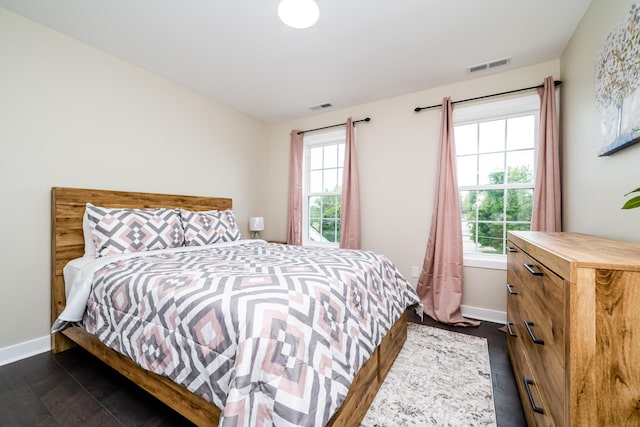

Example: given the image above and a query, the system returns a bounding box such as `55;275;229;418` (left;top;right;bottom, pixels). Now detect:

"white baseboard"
0;335;50;366
460;305;506;325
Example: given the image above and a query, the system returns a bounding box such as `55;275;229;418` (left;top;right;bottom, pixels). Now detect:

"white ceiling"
0;0;592;124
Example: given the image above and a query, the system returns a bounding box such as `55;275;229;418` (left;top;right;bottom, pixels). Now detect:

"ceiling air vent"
467;57;512;73
309;102;333;111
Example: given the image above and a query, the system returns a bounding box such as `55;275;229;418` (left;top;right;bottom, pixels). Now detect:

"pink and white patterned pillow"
180;209;241;246
86;203;184;258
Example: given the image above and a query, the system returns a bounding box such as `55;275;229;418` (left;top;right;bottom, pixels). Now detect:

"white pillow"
82;204;96;257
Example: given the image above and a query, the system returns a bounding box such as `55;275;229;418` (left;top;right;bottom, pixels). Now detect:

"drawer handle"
524;263;543;276
524;321;544;345
506;322;517;337
506;283;518;295
507;246;518;253
523;378;545;414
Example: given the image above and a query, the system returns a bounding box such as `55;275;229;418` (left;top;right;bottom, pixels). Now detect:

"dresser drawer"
506;243;537;309
511;343;557;426
506;243;527;339
507;241;566;426
505;275;523;351
506;241;528;358
518;261;565;425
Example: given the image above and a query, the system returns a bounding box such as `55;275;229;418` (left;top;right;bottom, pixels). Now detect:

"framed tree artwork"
595;0;640;156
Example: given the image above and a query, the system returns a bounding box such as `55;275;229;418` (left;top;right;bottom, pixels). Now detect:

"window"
454;95;539;260
303;130;345;246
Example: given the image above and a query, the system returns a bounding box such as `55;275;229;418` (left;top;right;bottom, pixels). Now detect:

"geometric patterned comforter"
82;240;419;426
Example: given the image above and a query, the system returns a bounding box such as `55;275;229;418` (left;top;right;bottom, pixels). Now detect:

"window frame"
302;129;346;247
453;94;541;270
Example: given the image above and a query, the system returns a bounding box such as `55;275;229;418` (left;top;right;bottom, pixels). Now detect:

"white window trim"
464;253;507;270
454;94;540;270
453;94;541;123
302;129;345;247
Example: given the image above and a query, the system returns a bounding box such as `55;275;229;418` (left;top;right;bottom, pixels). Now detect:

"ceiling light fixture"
278;0;320;29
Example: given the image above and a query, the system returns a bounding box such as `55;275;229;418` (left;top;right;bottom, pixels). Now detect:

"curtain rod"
297;117;371;135
413;80;562;112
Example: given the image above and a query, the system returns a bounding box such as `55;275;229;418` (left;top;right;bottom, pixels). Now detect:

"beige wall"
267;60;561;316
561;0;640;241
4;0;625;352
0;8;269;349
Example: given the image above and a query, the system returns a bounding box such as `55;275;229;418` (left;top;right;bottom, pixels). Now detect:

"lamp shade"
249;217;264;232
277;0;319;29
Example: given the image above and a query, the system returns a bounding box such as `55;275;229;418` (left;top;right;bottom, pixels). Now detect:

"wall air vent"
309;102;333;111
467;57;512;73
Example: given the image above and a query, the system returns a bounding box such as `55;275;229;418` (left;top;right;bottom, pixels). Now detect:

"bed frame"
51;186;407;426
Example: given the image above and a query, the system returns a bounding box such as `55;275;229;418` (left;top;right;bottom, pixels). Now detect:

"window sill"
303;241;339;248
463;253;507;271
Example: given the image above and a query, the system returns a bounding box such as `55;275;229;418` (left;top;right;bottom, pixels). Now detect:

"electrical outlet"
411;266;420;278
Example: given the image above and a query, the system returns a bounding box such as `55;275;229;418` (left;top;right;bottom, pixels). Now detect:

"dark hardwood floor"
0;316;526;426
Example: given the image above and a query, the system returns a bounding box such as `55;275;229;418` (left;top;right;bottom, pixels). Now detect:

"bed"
50;187;418;426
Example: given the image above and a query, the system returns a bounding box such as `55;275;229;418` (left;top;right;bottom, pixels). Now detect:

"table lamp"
249;217;264;239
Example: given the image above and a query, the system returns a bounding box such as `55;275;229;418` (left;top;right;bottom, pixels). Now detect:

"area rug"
361;323;496;426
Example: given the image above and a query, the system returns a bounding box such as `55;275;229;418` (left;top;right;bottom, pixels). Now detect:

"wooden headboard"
50;187;232;351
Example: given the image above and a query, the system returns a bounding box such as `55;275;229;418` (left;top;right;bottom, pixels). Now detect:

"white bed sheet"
57;239;260;325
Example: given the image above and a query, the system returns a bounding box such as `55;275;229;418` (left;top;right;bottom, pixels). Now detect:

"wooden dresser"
506;231;640;426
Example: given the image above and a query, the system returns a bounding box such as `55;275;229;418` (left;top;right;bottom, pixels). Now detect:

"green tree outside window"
309;188;341;243
461;165;533;253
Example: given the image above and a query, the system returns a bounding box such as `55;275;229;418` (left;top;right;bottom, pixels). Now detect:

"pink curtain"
340;118;361;249
417;97;479;327
286;130;304;245
531;76;561;232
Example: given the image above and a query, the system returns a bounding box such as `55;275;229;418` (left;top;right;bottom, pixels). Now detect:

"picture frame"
594;0;640;156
